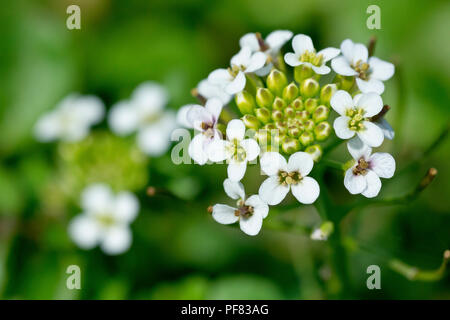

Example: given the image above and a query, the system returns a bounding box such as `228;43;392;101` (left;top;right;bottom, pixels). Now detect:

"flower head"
68;183;139;255
259;151;320;205
212;179;269;236
331;90;384;147
331;39;395;94
284;34;340;75
344;138;395;198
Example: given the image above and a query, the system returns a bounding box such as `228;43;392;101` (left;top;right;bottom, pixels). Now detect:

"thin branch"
367;36;377;57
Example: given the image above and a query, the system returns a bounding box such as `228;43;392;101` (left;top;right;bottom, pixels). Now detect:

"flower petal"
198;79;232;105
101;226;132;255
376;118;395;140
176;105;193;128
317;47;340;62
82;184;113;213
223;178;245;200
246;52;267;73
369;152;396;178
137;124;172;156
369;57;395;81
266;30;293;51
361;170;382;198
347;136;372;160
355;92;383;117
208;138;231;162
311;65;331;75
245;195;269;219
284;52;301;67
226;119;246;141
240;138;260;161
187;105;213;131
344;169;367;194
231;46;252;67
34;112;62;142
340;39;355;62
291;176;320;204
260;152;288;176
330;90;353;115
352;43;368;64
355;78;384;94
331;56;357;76
258;176;289;205
239;33;259;51
212;204;239;224
114;192;139;223
131;82;168;117
225;71;246;95
333;116;355;139
357;121;384;147
292;34;314;54
254;63;273;76
108;101;138;135
68;214;101;249
205;98;223;122
227;160;247;182
287;151;314;176
239;213;263;236
208;68;233;87
188;133;210;165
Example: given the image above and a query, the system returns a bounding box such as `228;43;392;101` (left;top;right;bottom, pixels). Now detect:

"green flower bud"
320;84;337;106
313;105;330;123
274;121;288;135
335;75;354;92
242;114;261;130
303;119;315;131
305;144;323;162
294;64;314;83
295;110;310;122
291;98;304;111
256;88;274;108
288;125;303;138
267;69;288;96
235;90;256;115
272;96;286;110
305;98;318;114
255;128;271;146
299;131;314;146
318;221;334;238
255;107;271;124
314;121;331;141
283;106;295;118
300;78;320;98
282;137;301;154
282;82;299;103
271;109;283;122
272;133;286;149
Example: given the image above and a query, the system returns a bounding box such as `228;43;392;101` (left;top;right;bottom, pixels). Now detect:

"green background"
0;0;449;299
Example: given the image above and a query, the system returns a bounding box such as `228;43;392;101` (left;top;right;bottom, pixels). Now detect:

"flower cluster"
179;32;396;236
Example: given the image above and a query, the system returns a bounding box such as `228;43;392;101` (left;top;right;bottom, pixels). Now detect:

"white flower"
311;228;328;241
208;119;260;181
259;152;320;205
186;98;223;165
34;94;104;142
208;46;266;95
330;90;384;147
68;183;139;255
284;34;340;75
344;138;395;198
239;30;293;76
331;39;395;94
197;79;232;105
212;179;269;236
108;81;176;156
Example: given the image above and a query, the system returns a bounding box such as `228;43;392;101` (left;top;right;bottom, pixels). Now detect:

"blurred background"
0;0;449;299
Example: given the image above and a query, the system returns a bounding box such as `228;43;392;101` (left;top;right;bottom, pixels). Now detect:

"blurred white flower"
240;30;293;76
259;152;320;205
331;39;395;94
208;46;266;95
212;179;269;236
108;81;176;156
208;119;260;181
331;90;384;147
311;228;328;241
344;138;395;198
68;183;139;255
284;34;340;75
34;94;104;142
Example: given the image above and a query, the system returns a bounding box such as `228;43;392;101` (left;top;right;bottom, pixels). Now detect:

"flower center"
352;158;370;176
346;107;366;131
278;170;302;185
234;199;254;219
300;50;323;66
226;139;247;162
201;122;215;138
228;65;245;77
352;60;371;80
96;214;116;227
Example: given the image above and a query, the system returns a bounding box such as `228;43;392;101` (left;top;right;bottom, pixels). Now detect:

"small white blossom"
330;90;384;147
311;228;328;241
208;46;267;95
68;183;139;255
212;179;269;236
331;39;395;94
240;30;293;76
344;138;395;198
186;98;223;165
108;81;176;156
208;119;260;181
259;152;320;205
34;94;104;142
284;34;340;75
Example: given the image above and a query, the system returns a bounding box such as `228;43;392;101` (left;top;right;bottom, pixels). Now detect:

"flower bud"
305;144;323;162
288;125;302;138
295;110;310;122
294;64;314;83
235;90;256;115
310;221;334;240
274;121;288;135
320;84;337;106
314;121;331;141
255;107;271;124
335;75;354;92
282;82;299;103
303;119;315;131
299;131;314;146
305;98;318;114
291;97;303;110
300;78;320;98
282;137;301;154
272;97;286;110
271;133;286;149
267;69;288;96
283;106;295;118
255;128;271;146
242;114;261;130
256;88;274;108
313;105;330;123
271;109;283;122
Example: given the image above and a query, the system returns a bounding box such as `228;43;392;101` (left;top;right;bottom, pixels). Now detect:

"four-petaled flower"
284;34;340;75
331;39;395;94
208;119;260;181
212;179;269;236
68;183;139;255
208;46;267;95
259;152;320;205
331;90;384;147
186;98;223;165
344;138;395;198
